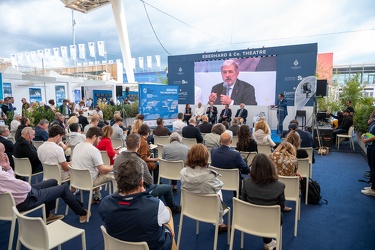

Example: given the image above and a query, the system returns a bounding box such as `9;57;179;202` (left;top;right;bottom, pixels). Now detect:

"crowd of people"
1;94;368;250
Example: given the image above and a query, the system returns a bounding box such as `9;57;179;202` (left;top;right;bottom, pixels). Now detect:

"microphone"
222;85;227;95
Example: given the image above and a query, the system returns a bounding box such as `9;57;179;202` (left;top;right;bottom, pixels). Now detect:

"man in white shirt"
172;113;186;133
72;126;114;203
112;116;126;143
83;116;99;135
68;123;86;146
194;102;205;124
37;125;71;181
10;114;21;132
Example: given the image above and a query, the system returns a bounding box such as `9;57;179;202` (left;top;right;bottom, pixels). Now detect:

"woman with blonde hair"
253;120;276;147
286;130;308;159
96;125;118;165
131;118;143;135
180;144;228;232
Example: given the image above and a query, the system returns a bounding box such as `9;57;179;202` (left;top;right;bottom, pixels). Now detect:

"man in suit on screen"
208;60;257;106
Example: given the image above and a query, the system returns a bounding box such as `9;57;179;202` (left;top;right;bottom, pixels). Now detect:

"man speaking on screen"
208;59;257;105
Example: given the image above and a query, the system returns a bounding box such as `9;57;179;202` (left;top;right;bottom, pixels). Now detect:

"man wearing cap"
332;109;353;143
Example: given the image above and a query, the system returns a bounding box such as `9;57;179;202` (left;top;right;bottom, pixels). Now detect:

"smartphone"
115;146;122;150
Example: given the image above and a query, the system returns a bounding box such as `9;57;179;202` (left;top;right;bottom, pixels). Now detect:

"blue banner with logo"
138;84;179;120
74;89;81;104
29;88;42;104
55;85;66;107
2;82;12;98
168;43;317;105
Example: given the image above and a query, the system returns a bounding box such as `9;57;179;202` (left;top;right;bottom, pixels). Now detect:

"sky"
0;0;374;71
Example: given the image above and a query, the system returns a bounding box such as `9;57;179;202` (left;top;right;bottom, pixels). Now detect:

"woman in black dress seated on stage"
183;104;192;125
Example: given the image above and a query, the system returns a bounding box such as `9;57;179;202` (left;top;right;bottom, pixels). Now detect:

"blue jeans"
148;184;175;208
16;179;84;216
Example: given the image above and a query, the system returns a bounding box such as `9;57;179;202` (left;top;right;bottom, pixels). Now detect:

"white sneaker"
361;188;375;196
363;186;372;190
264;239;277;250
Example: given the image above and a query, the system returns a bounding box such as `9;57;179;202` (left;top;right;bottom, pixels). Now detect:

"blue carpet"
1;148;375;249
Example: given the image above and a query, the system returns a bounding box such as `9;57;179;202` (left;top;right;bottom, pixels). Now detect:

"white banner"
25;52;31;65
147;56;152;68
44;48;51;58
37;50;44;59
60;46;68;60
88;42;96;58
17;53;24;65
155;55;161;68
97;41;105;57
70;45;77;60
30;51;37;63
78;44;86;59
138;57;144;69
131;58;136;69
53;47;59;57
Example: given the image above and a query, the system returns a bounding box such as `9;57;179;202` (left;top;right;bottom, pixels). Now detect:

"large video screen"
194;57;276;106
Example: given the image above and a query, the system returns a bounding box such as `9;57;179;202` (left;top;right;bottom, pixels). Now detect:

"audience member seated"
221;121;233;137
0;143;90;223
99;158;178;250
138;124;159;184
180;144;228;233
72;127;114;204
83;116;99;135
269;142;299;212
77;110;89;130
34;119;50;141
111;116;126;143
286;130;309;159
203;123;226;151
38;125;71;181
281;119;313;148
329;111;344;129
50;112;65;129
172;113;186;133
13;127;42;174
68;123;86;146
182;118;203;143
97;125;118;165
228;118;240;136
0;125;14;168
218;104;232;123
14;117;30;140
153;118;172;136
162;132;189;193
114;134;181;213
241;153;285;249
130;118;143;135
332;109;353;143
253;120;276;147
198;115;213;134
235;124;258;153
90;105;104;119
10;114;21;133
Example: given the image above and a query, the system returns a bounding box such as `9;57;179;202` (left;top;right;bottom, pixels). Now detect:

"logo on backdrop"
177;67;184;75
143;88;147;94
291;59;301;70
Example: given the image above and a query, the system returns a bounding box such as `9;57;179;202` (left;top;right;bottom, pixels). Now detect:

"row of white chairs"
154;134;239;148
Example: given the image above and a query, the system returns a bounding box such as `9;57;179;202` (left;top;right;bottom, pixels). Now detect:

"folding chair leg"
8;217;16;250
81;231;87;250
196;221;200;235
177;215;184;249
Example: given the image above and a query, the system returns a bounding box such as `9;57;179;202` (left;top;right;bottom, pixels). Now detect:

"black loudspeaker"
116;86;123;97
81;87;85;99
316;80;328;97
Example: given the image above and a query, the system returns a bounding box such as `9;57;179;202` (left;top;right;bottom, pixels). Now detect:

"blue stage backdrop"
168;43;317;106
138;84;178;121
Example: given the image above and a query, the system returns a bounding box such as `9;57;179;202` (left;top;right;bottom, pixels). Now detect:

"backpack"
300;178;328;205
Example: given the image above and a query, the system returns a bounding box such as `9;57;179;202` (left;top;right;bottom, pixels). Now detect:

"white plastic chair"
65;166;111;222
100;225;149;250
158;159;184;185
32;140;44;149
0;192;46;250
12;156;43;184
300;147;313;178
8;136;15;144
100;150;111;166
154;135;170;146
111;138;123;149
239;151;257;165
209;166;240;198
278;176;300;236
298;158;310;205
182;137;197;148
337;126;355;150
229;198;282;250
177;188;231;250
157;143;164;159
12;206;86;250
257;144;272;155
42;163;70;213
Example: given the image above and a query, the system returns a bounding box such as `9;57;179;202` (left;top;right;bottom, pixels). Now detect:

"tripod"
307;96;323;154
